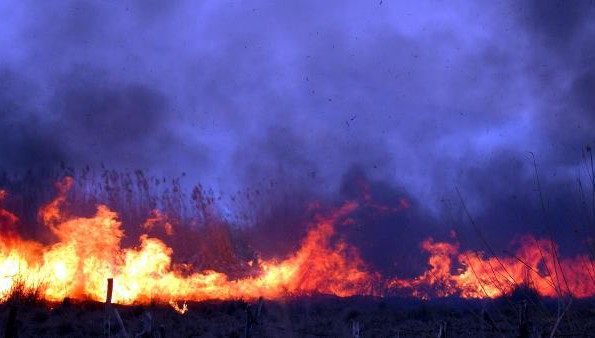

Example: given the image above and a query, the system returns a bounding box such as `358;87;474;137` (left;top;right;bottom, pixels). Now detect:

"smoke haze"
1;0;594;260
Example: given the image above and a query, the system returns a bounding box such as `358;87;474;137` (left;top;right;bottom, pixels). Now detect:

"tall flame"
0;178;594;305
0;180;377;304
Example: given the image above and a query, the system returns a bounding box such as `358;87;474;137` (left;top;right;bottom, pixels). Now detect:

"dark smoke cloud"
0;0;594;257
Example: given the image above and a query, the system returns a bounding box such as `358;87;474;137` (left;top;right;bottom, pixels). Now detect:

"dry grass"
2;275;47;307
0;295;593;337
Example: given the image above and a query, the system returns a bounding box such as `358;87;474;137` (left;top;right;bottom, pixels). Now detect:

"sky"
0;0;594;255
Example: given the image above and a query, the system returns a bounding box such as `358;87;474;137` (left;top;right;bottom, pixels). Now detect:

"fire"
142;210;174;236
169;300;188;314
0;190;19;243
0;179;376;304
0;178;594;305
390;236;595;299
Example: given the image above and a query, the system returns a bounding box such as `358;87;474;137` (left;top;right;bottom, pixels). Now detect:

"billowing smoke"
0;0;594;264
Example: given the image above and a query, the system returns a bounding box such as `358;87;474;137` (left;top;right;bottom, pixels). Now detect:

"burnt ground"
0;295;594;337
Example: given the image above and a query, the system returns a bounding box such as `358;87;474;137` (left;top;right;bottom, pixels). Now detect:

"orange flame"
0;190;19;243
169;300;188;314
0;179;377;304
389;236;595;299
0;178;594;305
142;209;174;236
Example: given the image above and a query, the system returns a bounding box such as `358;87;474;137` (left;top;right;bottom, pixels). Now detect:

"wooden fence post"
105;278;113;337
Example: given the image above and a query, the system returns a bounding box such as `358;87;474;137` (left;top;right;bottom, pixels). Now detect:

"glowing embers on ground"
0;178;594;305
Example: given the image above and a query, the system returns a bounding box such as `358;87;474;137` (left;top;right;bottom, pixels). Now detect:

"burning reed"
0;172;594;306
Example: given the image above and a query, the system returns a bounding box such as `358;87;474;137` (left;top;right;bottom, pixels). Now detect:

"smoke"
0;0;594;258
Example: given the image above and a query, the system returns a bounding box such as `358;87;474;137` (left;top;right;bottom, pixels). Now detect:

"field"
1;295;595;337
1;169;595;337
